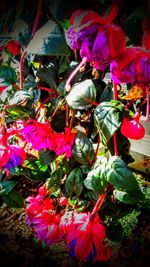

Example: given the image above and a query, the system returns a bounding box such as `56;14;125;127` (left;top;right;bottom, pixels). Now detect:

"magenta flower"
54;128;76;158
61;212;111;262
25;186;54;226
67;10;126;70
110;47;150;85
32;211;62;246
21;119;55;151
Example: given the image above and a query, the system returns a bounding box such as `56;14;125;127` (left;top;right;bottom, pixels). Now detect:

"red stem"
37;86;58;95
91;193;106;216
31;0;43;38
20;50;27;89
113;81;118;156
144;86;149;122
93;134;100;163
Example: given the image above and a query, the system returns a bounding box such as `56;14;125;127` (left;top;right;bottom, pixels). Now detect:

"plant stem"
113;81;118;156
31;0;42;38
20;50;27;89
51;98;65;119
91;193;106;217
65;57;87;91
144;86;149;121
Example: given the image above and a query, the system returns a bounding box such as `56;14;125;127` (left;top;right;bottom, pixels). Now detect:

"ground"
0;177;150;267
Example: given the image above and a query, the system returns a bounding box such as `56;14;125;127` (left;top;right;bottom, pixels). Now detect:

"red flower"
7;40;21;56
121;112;145;140
61;212;111;261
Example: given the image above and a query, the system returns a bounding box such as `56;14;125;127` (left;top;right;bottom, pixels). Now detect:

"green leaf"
94;100;124;146
39;149;57;166
84;157;108;194
0;181;17;195
72;131;94;165
8;90;32;105
36;59;58;90
106;156;140;191
46;168;65;191
6;105;32;120
26;20;70;56
113;189;144;204
66;79;97;110
65;167;83;197
2;189;24;208
0;65;17;84
22;158;48;181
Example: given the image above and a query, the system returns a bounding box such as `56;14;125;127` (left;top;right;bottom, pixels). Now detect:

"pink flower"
54;128;76;158
4;145;26;169
21;119;55;151
61;212;111;261
32;211;62;246
121;112;145;140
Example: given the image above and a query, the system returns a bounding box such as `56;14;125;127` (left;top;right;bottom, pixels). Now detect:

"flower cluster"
25;187;110;262
20;120;76;159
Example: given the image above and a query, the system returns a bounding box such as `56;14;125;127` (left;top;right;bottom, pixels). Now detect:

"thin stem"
37;86;58;95
51;98;65;119
65;104;69;127
93;134;100;164
65;57;87;91
91;193;106;217
113;81;118;156
70;109;76;128
144;86;149;121
34;95;53;118
20;50;27;89
31;0;43;38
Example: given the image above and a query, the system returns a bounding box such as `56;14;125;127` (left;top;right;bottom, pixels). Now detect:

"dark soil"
0;177;150;267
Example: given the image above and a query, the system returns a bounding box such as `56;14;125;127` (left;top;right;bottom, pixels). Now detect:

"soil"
0;177;150;267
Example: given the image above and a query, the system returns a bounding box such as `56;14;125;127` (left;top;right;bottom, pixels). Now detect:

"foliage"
0;0;150;263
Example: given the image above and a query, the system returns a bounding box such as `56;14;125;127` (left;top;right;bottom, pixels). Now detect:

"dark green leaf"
22;158;48;181
8;90;32;105
65;167;83;197
26;20;70;56
0;65;17;84
94;100;124;146
66;79;97;110
0;181;17;195
39;150;57;166
106;156;140;191
113;189;144;204
2;189;24;208
72;131;94;165
36;59;58;89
